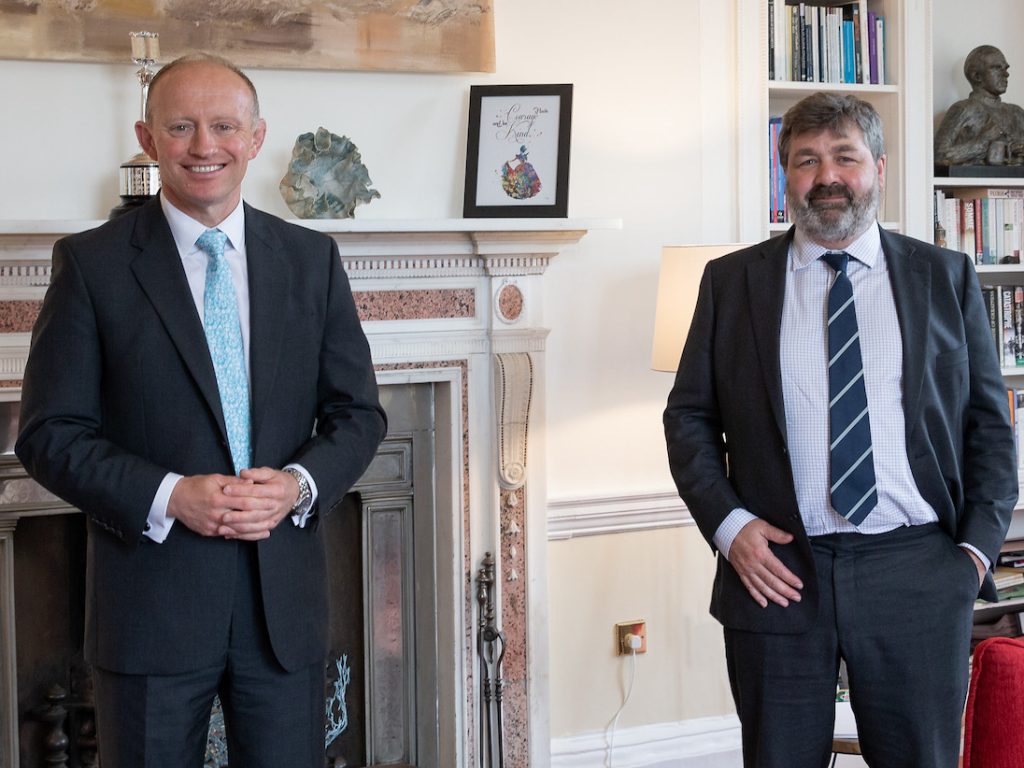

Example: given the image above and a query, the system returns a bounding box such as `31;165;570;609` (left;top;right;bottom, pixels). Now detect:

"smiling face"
784;122;885;250
136;61;266;227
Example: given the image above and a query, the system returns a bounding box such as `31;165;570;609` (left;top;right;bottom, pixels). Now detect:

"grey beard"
787;182;880;244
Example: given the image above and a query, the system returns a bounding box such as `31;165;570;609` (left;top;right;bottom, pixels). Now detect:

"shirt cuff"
713;508;758;560
284;463;319;528
145;473;182;543
958;542;991;572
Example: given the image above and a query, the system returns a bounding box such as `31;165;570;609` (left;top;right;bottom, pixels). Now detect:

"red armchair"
962;635;1024;768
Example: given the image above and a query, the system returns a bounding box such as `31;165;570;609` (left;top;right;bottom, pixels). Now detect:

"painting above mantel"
0;0;495;73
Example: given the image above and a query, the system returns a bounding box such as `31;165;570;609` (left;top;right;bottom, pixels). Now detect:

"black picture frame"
463;83;573;218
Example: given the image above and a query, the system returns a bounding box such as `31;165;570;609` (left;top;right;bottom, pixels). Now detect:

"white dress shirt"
144;196;317;542
713;224;987;567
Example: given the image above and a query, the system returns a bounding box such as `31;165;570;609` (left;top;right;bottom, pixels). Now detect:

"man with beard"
664;92;1016;768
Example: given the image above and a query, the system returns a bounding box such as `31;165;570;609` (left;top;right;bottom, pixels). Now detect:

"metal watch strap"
284;467;313;515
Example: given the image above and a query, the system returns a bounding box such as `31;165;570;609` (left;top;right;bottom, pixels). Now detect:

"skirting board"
550;716;742;768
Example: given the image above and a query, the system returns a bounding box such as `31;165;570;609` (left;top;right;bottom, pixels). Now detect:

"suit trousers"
724;524;977;768
92;541;327;768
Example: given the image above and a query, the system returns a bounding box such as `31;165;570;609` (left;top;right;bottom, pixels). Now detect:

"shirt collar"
790;222;881;272
160;195;246;257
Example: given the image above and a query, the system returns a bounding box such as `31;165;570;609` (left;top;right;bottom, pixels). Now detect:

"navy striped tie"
822;251;877;526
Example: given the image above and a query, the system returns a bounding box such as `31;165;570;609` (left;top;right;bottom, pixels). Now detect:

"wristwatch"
284;467;313;515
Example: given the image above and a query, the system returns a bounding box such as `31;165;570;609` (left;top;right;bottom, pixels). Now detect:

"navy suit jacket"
664;226;1018;633
16;197;387;674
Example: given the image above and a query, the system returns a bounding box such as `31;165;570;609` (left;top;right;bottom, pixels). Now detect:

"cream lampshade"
651;244;750;372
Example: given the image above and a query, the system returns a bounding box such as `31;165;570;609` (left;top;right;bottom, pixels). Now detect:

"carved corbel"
492;352;533;490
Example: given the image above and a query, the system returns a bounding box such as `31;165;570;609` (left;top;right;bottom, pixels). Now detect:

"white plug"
624;633;643;651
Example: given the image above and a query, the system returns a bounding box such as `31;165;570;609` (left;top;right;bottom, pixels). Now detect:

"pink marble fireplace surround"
0;217;610;768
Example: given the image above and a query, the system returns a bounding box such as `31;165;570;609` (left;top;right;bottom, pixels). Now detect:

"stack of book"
768;0;887;85
934;187;1024;264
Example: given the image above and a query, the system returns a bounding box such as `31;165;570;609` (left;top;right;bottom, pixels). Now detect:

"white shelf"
974;595;1024;621
934;177;1024;188
768;81;900;96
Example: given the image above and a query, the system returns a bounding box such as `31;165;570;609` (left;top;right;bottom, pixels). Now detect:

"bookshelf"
737;0;933;244
928;1;1024;626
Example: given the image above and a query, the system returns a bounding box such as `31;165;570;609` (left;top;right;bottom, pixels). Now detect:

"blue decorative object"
280;128;380;219
325;654;352;747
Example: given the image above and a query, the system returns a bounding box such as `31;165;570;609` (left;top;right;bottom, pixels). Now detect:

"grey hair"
777;92;885;167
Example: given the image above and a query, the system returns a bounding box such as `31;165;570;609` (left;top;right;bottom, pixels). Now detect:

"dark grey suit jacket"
664;226;1018;633
16;197;387;674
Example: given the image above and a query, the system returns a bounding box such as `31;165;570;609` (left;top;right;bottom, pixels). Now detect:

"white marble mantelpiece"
0;218;617;286
0;215;620;768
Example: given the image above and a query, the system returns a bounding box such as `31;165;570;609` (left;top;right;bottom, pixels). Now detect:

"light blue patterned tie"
822;251;877;526
196;228;251;473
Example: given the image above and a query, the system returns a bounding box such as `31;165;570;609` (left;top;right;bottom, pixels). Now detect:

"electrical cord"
605;645;638;768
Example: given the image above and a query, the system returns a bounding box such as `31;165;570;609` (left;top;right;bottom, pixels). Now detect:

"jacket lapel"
128;201;228;438
748;230;792;439
880;227;930;431
243;205;289;465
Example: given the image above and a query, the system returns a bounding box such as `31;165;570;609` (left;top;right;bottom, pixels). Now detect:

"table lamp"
651;244;749;372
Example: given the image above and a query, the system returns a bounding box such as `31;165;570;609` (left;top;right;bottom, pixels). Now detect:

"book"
994;566;1024;590
875;14;885;84
947;187;1024;200
985;288;999;360
867;11;878;83
855;1;869;84
1002;286;1017;367
995;581;1024;601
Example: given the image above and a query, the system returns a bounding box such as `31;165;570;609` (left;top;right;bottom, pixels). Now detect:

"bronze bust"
935;45;1024;167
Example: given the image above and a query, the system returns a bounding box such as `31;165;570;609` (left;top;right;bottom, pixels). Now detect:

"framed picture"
463;84;573;218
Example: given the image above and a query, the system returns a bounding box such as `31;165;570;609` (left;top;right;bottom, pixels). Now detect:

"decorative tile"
354;289;475;321
0;301;41;333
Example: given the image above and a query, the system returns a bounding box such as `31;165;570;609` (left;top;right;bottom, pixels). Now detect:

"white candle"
130;32;160;62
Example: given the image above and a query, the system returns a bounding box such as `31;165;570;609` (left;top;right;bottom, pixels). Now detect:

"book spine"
1016;389;1024;468
857;0;869;84
876;15;885;84
984;287;999;363
1003;285;1016;367
1015;286;1024;365
867;11;878;84
768;0;776;80
842;20;854;83
811;5;819;81
851;4;863;84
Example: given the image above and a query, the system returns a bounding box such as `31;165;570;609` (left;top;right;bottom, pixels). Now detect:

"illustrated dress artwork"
501;145;542;200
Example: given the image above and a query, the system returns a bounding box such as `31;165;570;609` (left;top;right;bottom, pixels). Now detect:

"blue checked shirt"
713;225;988;567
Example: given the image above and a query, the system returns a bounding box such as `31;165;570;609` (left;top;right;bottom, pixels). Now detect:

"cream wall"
547;527;731;736
0;0;744;745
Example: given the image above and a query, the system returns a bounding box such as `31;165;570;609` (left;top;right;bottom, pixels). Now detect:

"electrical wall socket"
615;620;647;655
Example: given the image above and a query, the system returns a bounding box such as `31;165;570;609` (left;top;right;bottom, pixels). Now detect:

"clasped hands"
167;467;300;540
729;519;987;609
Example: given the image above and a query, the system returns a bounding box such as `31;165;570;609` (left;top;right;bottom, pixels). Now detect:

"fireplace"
0;218;608;768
